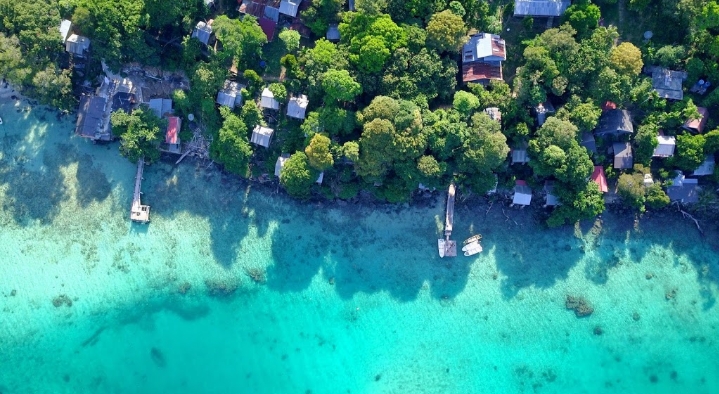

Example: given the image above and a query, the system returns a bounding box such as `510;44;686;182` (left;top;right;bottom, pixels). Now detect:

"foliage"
704;129;719;154
278;29;301;53
452;91;480;117
268;82;288;102
609;42;644;76
321;69;362;102
209;107;253;176
645;183;670;210
212;15;267;70
110;108;165;163
31;66;73;110
340;13;407;74
617;173;646;212
305;134;335;171
672;133;706;171
280;152;318;199
562;0;601;38
301;0;343;36
426;10;467;53
555;96;602;133
633;122;659;166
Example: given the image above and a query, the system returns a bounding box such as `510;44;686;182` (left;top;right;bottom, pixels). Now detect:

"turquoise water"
1;98;718;393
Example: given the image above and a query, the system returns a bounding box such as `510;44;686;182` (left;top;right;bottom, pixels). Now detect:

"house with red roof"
591;166;608;193
461;33;506;85
163;116;182;154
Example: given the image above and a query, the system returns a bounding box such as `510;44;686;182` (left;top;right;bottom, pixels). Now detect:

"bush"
337;181;361;200
645;183;670;210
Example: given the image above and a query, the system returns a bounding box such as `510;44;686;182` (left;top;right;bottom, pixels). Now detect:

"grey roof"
667;175;699;203
265;6;280;22
514;0;570;17
580;132;597;155
652;133;675;157
65;34;90;56
216;80;244;109
260;88;280;110
148;98;173;118
595;110;633;136
462;33;506;64
192;21;213;45
287;95;309;119
692;155;715;176
112;92;136;113
535;101;555;126
511;148;529;164
279;0;302;17
544;181;560;206
275;154;290;177
651;68;686;100
613;142;633;169
76;96;107;138
326;24;340;41
485;107;501;122
59;20;72;43
513;184;532;205
251;125;274;147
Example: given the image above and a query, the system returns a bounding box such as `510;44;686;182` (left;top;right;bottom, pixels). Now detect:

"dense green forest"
2;0;719;226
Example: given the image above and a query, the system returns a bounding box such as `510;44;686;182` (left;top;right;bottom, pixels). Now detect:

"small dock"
130;158;150;223
439;183;457;257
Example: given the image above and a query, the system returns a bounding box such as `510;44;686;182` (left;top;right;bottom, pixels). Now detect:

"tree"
111;108;165;163
321;69;362;102
555;96;602;133
673;133;706;171
209;107;253;176
31;66;72;110
633;123;659;165
355;0;387;15
426;10;467;53
305;134;334;171
456;112;510;193
280;152;318;199
356;118;396;180
704;129;719;154
212;15;267;70
617;173;646;211
278;29;301;52
301;0;343;36
453;91;480;117
268;82;288;102
645;183;670;210
562;0;601;38
610;42;643;76
342;141;360;162
547;182;605;227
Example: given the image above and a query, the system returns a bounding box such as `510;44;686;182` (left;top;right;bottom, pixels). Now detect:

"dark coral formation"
565;295;593;317
245;268;266;284
177;282;191;295
593;326;604;336
52;294;73;307
205;279;238;297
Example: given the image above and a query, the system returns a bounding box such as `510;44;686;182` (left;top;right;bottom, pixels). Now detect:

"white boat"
462;241;483;256
0;116;3;125
438;239;446;258
463;234;482;245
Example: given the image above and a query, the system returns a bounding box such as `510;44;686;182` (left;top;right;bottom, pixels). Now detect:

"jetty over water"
439;183;457;257
130;158;150;223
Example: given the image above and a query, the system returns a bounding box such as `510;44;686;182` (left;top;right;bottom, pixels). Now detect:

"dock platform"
439;183;457;257
130;158;150;223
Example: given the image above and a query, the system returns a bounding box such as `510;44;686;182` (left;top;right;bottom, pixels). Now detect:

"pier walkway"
130;158;150;223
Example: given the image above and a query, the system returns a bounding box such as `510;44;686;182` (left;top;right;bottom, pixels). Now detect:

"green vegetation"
110;108;165;163
3;0;719;227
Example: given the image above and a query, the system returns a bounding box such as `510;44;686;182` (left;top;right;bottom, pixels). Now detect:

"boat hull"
462;241;483;256
438;239;445;258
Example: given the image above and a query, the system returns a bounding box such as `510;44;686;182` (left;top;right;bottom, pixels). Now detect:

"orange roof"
516;179;527;186
601;101;617;111
462;63;502;83
591;166;608;193
166;116;180;144
684;107;709;133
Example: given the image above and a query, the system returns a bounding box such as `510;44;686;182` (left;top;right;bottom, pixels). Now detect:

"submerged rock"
52;294;73;307
150;347;166;367
565;295;593;317
177;282;191;295
205;279;238;297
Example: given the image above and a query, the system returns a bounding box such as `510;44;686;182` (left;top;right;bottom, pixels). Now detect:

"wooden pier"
130;158;150;223
439;183;457;257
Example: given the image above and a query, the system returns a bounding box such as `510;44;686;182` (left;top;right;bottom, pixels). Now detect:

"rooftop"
148;98;173;118
251;125;274;147
653;131;676;157
279;0;302;17
580;132;597;155
287;95;309;119
216;80;244;109
683;107;709;134
651;67;686;100
462;33;506;64
76;96;107;139
192;21;213;45
514;0;571;17
165;116;181;145
66;34;90;57
613;142;633;169
513;180;532;206
595;109;633;136
462;63;503;84
591;166;608;193
667;173;699;203
692;155;715;176
59;20;72;43
260;88;280;110
326;24;340;41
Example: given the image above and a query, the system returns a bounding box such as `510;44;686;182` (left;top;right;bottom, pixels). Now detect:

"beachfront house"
594;109;633;137
514;0;571;17
511;143;529;164
251;125;274;148
666;172;699;204
327;24;340;41
287;95;309;120
682;107;709;134
59;20;72;43
192;21;213;45
162;116;182;154
692;155;715;176
76;95;108;140
649;67;686;100
544;181;560;207
149;98;173;118
65;34;90;58
581;132;597;155
652;131;676;157
279;0;302;17
485;107;502;122
461;33;506;85
275;154;290;177
613;142;633;170
591;166;608;193
535;101;555;127
216;80;244;109
512;180;532;207
260;88;280;110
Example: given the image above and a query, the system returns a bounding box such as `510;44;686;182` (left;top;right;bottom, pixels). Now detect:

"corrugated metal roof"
514;0;570;17
613;142;633;169
287;95;308;119
279;0;301;17
251;125;274;147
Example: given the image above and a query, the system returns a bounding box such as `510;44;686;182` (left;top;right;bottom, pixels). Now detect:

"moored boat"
438;239;446;258
462;241;483;256
463;234;482;245
0;116;3;125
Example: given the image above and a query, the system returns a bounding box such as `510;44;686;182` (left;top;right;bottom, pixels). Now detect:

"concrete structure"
683;107;709;134
251;125;274;147
595;110;633;136
512;180;532;206
461;33;506;85
514;0;571;17
613;142;633;169
148;98;173;118
192;21;213;45
260;88;280;110
653;132;676;157
287;95;309;119
216;80;244;109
